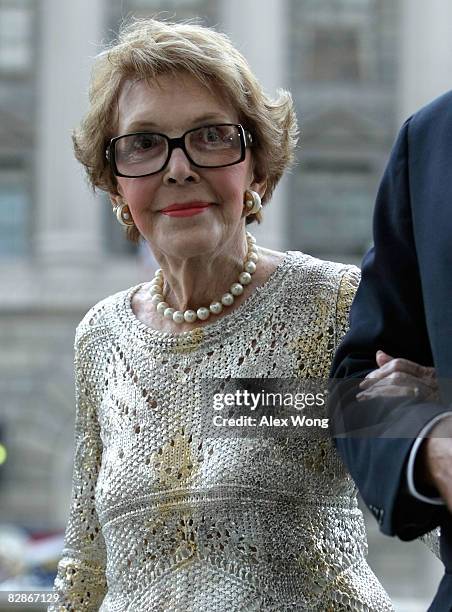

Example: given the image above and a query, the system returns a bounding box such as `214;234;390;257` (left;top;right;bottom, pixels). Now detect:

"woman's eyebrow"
124;113;232;133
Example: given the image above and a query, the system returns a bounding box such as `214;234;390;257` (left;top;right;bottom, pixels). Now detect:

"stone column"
219;0;289;250
34;0;107;264
398;0;452;122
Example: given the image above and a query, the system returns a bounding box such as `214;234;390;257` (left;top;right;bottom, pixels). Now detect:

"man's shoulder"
408;89;452;131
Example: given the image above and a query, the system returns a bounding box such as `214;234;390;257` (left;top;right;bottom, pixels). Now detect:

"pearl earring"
113;201;135;226
244;190;262;215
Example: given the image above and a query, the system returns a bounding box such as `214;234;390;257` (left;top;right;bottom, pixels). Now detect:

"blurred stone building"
0;0;449;608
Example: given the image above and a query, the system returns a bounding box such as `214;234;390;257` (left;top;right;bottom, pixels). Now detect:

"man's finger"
376;350;394;367
360;358;434;388
361;371;438;392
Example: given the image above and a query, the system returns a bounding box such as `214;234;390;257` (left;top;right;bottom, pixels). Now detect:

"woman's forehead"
115;73;238;133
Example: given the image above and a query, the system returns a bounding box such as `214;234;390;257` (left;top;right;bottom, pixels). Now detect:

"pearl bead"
172;311;184;324
184;310;197;323
157;301;168;313
164;307;175;319
151;234;258;325
244;260;256;274
239;272;252;285
231;282;244;296
209;301;223;314
197;307;210;320
221;293;234;306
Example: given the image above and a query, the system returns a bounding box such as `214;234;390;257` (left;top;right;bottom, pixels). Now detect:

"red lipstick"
161;202;211;217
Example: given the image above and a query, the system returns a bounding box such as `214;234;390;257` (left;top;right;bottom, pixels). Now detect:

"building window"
0;2;33;75
292;161;374;257
0;179;29;257
309;27;361;81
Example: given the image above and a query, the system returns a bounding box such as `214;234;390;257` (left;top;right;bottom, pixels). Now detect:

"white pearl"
164;307;175;319
231;283;244;296
149;247;259;325
239;272;252;285
244;260;256;274
221;293;234;306
172;311;184;323
155;269;163;276
209;301;223;314
157;301;168;313
184;310;197;323
197;307;210;320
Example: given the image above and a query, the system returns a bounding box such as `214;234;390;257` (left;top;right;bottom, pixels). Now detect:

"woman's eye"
134;135;159;149
204;128;221;142
196;127;230;143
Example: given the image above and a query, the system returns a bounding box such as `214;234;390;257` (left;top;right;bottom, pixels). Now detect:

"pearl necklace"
149;232;258;324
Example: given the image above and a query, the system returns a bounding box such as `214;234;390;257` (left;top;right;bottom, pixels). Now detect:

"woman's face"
111;72;265;260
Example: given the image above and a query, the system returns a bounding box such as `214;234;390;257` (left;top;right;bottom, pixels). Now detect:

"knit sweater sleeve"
49;324;108;611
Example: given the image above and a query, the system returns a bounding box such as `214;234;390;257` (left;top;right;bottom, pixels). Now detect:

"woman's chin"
156;229;222;259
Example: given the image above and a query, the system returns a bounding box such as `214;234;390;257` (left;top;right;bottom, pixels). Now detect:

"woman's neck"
153;235;249;312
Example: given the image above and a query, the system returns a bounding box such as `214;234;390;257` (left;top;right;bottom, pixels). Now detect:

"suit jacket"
330;90;452;612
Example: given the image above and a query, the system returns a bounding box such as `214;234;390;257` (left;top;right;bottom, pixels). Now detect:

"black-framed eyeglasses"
106;123;254;178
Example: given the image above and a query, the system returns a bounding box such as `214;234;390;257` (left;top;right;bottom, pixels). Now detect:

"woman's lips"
161;203;212;217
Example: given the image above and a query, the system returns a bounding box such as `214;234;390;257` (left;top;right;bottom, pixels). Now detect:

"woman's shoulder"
74;284;140;348
285;250;360;292
283;252;361;346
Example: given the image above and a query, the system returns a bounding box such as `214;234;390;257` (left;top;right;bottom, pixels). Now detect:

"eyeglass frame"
105;123;254;178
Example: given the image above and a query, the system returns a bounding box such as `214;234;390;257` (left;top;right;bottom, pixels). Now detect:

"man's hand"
356;350;439;401
355;350;451;511
417;415;452;512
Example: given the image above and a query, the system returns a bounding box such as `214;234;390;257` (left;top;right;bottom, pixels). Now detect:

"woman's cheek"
119;177;155;205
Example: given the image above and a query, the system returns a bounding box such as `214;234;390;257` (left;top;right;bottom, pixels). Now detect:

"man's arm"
329;118;450;539
407;413;452;505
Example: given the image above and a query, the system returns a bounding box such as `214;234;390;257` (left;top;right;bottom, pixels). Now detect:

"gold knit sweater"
50;251;395;611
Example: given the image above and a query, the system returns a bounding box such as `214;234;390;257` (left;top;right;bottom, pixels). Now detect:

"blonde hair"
73;17;299;244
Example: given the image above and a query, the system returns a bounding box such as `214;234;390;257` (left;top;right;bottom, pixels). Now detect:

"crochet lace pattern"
50;251;396;611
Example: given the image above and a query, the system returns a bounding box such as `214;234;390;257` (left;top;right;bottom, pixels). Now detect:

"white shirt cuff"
406;411;452;505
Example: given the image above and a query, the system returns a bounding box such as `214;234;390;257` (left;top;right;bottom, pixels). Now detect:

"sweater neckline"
118;250;298;347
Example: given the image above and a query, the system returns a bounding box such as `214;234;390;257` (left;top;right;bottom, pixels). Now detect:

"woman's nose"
162;148;200;185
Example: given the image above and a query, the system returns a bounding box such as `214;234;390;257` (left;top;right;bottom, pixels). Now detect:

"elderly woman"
50;17;438;612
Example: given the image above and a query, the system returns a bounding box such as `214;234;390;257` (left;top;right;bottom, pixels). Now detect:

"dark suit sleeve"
329;118;449;540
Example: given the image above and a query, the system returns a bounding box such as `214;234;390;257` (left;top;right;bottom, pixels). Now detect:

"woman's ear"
109;193;121;208
250;176;267;200
109;180;124;207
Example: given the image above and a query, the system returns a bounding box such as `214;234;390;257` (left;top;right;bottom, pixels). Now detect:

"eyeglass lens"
114;124;243;177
